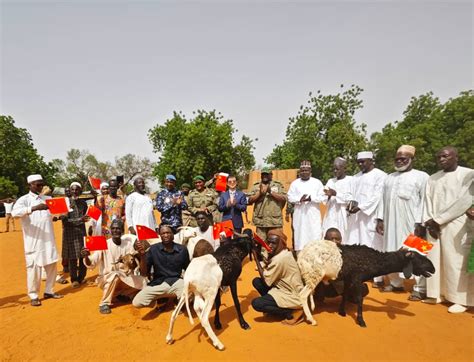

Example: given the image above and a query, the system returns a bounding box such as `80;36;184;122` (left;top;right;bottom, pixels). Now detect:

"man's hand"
300;194;311;203
259;183;269;194
414;223;427;238
82;215;91;222
425;219;440;239
80;247;91;257
32;203;49;212
466;207;474;220
376;219;384;235
135;240;146;255
324;188;337;197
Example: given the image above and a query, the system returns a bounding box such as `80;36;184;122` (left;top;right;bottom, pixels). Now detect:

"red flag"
86;205;102;221
215;172;229;192
403;234;433;255
84;236;108;251
45;198;71;215
136;225;158;240
88;176;102;190
253;232;272;252
213;220;234;239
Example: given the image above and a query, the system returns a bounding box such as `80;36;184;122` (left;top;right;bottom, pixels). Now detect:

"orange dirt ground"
0;213;472;361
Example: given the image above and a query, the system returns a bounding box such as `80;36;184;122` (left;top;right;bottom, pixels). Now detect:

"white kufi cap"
27;174;43;183
357;151;374;160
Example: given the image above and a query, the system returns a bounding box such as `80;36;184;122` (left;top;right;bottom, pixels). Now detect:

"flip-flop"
30;299;42;306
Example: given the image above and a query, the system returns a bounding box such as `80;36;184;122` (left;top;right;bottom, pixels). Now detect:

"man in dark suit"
218;175;247;233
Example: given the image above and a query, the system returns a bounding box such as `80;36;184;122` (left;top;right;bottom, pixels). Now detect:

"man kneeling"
81;219;147;314
251;229;305;325
132;225;190;310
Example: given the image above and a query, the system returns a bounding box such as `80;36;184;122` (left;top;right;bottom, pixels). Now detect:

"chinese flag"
136;225;158;240
45;198;70;215
253;232;272;252
403;234;433;255
84;236;108;251
215;172;229;192
88;176;102;190
86;205;102;221
213;220;234;239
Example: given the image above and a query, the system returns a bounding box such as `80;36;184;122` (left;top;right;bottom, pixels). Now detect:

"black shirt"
146;242;190;286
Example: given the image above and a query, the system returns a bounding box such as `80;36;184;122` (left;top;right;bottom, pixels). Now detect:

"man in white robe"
322;157;353;241
81;219;147;314
125;176;157;234
346;151;387;286
423;146;473;313
187;211;220;257
376;145;429;298
287;160;326;252
12;174;64;306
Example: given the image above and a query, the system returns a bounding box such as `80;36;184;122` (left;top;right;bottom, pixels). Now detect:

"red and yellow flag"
84;236;108;251
86;205;102;221
136;225;158;240
213;220;234;239
403;234;433;255
45;197;70;215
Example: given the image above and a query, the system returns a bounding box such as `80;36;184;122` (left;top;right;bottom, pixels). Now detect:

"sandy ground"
0;213;473;362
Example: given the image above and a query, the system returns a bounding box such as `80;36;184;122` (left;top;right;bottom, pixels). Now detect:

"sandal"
408;291;426;301
30;299;42;307
281;310;304;326
56;276;68;284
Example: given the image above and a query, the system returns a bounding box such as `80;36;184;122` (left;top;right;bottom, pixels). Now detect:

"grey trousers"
132;279;184;308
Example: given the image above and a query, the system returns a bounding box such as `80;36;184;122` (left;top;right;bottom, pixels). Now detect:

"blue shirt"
155;189;188;230
146;242;190;286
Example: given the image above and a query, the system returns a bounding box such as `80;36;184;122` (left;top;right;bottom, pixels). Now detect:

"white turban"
397;145;416;156
357;151;374;160
100;182;109;189
27;174;43;184
70;182;82;189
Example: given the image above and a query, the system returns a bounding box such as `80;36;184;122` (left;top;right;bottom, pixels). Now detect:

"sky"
1;0;472;170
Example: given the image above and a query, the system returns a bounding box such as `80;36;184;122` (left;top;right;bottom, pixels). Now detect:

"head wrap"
397;145;416;156
193;175;205;182
27;174;43;184
70;182;82;189
357;151;374;160
100;182;109;189
300;160;311;168
166;174;177;182
267;229;288;256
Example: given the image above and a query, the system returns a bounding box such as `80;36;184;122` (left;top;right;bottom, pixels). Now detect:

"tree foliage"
148;110;256;185
265;85;368;180
0;115;56;196
371;91;473;174
0;176;19;199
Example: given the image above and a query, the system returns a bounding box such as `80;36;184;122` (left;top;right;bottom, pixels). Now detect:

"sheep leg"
214;290;222;330
199;294;225;351
300;285;317;326
338;281;349;317
230;281;250;330
352;282;367;327
166;294;187;345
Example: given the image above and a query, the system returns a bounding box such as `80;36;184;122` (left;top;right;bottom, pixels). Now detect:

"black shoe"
44;293;64;299
99;305;111;314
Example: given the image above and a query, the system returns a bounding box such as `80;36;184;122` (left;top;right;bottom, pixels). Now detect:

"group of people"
9;144;473;319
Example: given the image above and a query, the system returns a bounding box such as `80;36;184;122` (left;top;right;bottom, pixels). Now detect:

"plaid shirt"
61;198;87;259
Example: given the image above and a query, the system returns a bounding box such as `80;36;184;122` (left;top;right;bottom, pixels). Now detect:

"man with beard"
346;151;387;288
125;176;157;235
287;160;325;253
376;145;429;299
248;167;286;241
422;146;473;313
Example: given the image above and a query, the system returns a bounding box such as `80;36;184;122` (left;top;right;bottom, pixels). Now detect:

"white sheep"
297;239;343;326
165;254;225;351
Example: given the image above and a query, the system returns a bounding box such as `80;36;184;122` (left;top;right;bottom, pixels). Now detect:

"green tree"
148;110;255;185
371;91;473;174
115;154;153;186
266;85;368;181
0;115;56;195
0;176;19;199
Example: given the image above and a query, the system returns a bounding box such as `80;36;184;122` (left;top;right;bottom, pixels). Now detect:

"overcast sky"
1;0;472;169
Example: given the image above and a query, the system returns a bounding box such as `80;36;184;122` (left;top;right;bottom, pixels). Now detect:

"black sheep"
337;245;435;327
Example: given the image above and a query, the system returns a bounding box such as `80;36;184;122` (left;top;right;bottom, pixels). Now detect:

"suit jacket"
218;190;247;229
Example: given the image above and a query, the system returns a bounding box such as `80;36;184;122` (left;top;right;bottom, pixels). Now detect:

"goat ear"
403;261;413;279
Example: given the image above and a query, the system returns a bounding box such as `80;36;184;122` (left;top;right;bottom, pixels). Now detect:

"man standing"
2;196;16;232
132;225;190;310
248;167;287;241
346;151;387;287
12;174;63;306
81;219;147;314
187;175;218;226
218;175;247;233
180;183;193;227
97;179;125;237
376;145;429;298
322;157;353;241
155;175;187;233
125;176;157;234
287;161;326;252
423;146;473;313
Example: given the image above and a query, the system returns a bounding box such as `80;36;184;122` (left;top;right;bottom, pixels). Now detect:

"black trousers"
69;258;86;283
251;277;294;318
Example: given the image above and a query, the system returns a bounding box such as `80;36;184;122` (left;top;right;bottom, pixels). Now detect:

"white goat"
166;254;225;351
297;239;343;326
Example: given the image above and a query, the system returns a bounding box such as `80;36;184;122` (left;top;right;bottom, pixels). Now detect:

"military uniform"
248;180;286;240
187;188;219;226
181;194;194;226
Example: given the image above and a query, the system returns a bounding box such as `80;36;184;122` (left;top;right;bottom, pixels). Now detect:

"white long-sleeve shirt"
125;192;157;231
322;176;353;241
12;192;59;267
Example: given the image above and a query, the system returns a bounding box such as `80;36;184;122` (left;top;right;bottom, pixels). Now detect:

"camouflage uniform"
181;194;194;227
248;180;286;241
187;188;219;227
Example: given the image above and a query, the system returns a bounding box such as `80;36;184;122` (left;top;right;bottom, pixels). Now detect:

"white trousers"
27;262;57;300
388;273;426;293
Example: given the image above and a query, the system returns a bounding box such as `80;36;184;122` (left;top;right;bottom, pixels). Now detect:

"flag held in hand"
88;176;102;191
136;225;158;240
253;232;272;252
215;172;229;192
86;205;102;221
213;219;234;239
403;234;433;255
84;236;108;251
45;198;71;215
